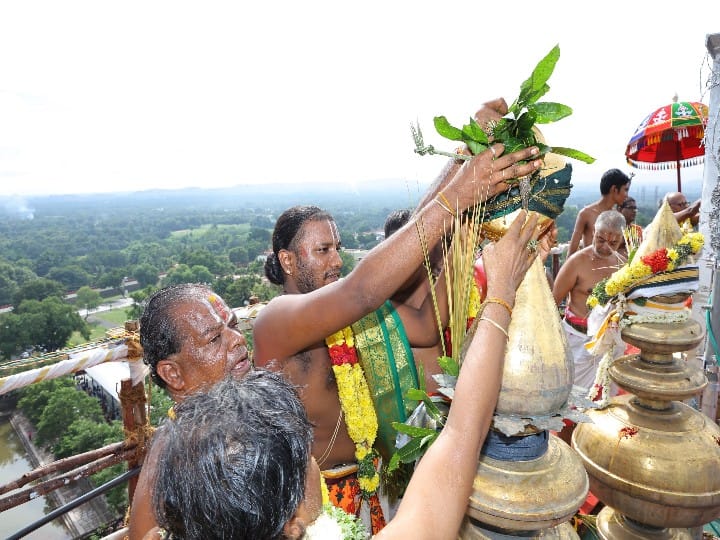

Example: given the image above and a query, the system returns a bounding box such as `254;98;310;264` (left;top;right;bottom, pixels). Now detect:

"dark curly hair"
139;283;212;389
264;205;334;286
152;370;314;540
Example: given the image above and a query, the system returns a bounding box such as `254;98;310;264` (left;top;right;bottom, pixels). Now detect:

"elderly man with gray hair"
553;209;627;392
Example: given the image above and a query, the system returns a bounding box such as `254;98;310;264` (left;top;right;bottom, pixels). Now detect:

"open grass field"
68;307;135;347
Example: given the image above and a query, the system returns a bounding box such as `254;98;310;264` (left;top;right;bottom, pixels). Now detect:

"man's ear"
278;249;295;276
281;513;306;540
156;359;185;392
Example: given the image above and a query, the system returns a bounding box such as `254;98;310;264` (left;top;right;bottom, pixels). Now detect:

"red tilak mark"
619;427;638;440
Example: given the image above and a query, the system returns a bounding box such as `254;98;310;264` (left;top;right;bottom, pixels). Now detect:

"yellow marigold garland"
325;326;381;497
587;231;704;309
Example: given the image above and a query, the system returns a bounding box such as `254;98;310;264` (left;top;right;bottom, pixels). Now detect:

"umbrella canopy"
625;98;708;192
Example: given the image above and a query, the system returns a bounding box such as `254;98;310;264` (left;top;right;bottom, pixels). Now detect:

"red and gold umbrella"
625;97;708;192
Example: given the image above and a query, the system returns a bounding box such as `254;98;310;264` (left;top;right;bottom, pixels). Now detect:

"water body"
0;420;69;539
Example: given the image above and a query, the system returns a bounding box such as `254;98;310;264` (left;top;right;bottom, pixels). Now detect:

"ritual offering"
573;202;720;539
399;45;599;538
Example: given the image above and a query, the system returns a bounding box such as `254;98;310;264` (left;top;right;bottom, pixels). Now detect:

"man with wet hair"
151;371;315;540
255;140;541;532
128;283;251;539
567;168;631;256
145;210;541;540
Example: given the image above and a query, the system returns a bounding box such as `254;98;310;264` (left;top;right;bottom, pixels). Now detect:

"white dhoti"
562;319;599;393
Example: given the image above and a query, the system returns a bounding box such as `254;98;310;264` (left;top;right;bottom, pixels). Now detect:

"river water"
0;420;69;539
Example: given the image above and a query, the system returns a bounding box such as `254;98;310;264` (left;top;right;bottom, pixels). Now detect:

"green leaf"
437;355;459;377
395;432;439;465
517;45;560;108
461;119;489;144
404;389;445;424
391;422;438;438
466;140;488;155
500;137;525;155
515;111;537;134
433;116;464;141
549;146;596;164
406;388;429;401
530;102;573;124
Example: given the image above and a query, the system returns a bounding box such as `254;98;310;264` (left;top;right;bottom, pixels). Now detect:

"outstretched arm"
253;144;541;365
377;211;539;540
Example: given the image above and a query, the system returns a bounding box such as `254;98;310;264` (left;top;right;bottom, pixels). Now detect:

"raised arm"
253;144;541;364
567;209;587;257
377;211;539;540
413;98;509;213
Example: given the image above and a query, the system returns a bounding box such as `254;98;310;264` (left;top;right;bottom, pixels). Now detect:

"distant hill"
1;170;705;220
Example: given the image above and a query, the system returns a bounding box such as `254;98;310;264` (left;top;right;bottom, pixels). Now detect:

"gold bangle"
438;191;454;212
479;315;509;339
484;297;513;317
434;195;456;218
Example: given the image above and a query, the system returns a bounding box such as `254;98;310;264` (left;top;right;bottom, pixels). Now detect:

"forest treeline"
0;180;663;361
0;186;418;360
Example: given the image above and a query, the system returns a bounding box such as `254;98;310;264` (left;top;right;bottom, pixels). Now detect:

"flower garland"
587;231;704;309
304;503;369;540
325;326;381;497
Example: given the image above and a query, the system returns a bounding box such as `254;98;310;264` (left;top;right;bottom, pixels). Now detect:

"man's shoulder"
566;247;594;267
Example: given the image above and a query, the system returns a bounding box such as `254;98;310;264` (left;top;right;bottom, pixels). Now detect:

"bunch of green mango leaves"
390;45;595;475
415;44;595;173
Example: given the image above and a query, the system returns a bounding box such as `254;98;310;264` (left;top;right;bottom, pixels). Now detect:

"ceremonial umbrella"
625;97;708;192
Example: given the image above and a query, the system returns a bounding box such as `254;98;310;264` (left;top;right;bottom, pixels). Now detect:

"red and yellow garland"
325;326;381;497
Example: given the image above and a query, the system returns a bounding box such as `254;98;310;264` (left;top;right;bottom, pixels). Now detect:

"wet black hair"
264;205;334;285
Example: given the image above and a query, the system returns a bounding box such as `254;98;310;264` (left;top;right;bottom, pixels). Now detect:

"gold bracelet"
434;195;456;218
438;191;454;212
479;315;509;339
484;297;513;317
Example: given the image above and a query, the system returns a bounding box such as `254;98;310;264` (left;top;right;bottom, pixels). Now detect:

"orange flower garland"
325;326;381;497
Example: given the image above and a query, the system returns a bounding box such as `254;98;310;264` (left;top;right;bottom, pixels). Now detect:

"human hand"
446;144;540;211
482;211;539;303
474;98;508;131
537;222;558;264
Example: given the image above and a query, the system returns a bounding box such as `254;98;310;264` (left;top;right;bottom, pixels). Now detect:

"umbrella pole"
676;159;682;192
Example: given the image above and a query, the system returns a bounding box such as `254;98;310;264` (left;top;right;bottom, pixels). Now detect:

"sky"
0;1;717;198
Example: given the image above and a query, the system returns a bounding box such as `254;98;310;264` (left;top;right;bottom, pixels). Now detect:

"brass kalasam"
459;518;580;539
572;319;720;533
494;257;574;418
463;435;588;533
573;393;720;529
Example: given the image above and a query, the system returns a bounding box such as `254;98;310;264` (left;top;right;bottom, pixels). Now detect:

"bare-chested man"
553;210;626;391
567;169;631;256
253;142;541;533
128;284;251;539
664;191;701;228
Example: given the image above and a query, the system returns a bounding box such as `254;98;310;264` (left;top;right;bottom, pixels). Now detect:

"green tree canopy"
11;297;89;353
13;277;65;308
35;386;104;445
75;286;103;319
46;264;92;290
17;377;77;424
132;263;159;288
